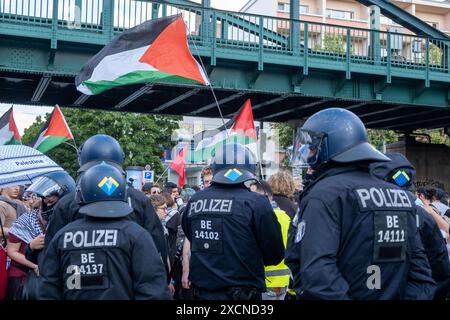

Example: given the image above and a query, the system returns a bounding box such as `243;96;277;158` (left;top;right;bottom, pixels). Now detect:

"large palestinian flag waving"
76;14;209;95
0;107;21;145
31;105;74;153
193;99;257;162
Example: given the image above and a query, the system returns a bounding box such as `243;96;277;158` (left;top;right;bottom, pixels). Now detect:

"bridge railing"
1;0;448;74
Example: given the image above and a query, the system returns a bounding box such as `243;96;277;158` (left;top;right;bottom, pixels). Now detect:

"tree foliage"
314;33;348;55
367;129;400;149
22;108;180;178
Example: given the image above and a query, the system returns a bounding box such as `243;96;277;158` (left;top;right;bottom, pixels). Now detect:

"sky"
0;0;249;134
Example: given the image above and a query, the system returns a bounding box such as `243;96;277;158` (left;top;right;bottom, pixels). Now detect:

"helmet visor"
26;176;62;198
291;129;325;168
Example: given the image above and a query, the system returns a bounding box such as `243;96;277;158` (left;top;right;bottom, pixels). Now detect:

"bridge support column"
369;5;381;65
290;0;300;55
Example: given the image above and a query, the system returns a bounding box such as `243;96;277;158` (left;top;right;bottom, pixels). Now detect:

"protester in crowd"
0;186;28;242
268;171;298;219
200;166;213;189
6;198;45;300
252;181;290;300
441;192;450;207
164;182;179;201
142;183;153;197
161;192;181;266
143;183;162;196
429;188;450;217
417;187;450;237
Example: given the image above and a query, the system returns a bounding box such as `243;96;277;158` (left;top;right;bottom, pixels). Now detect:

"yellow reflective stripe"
265;269;291;277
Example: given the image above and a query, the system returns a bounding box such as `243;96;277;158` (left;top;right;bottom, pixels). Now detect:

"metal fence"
1;0;448;72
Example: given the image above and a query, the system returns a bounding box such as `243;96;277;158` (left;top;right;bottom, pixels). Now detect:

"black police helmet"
78;134;125;173
299;108;389;169
26;170;76;198
77;162;132;218
211;143;257;185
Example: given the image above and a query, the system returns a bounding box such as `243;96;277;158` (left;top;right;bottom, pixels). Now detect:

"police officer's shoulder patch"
295;221;306;243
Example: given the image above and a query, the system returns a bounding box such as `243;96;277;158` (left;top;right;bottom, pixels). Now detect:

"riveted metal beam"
74;94;90;106
262;98;330;120
252;94;291;111
113;85;154;110
153;89;200;112
192;92;244;115
31;74;51;102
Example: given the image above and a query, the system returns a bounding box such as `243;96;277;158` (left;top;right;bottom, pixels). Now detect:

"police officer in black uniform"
44;134;168;268
40;162;171;300
285;108;436;300
182;143;285;300
370;152;450;299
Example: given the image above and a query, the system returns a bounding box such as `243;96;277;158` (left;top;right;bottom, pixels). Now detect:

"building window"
277;3;290;13
326;9;354;20
300;5;309;14
426;21;439;29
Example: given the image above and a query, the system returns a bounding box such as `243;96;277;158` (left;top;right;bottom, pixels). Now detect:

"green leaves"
23;108;180;178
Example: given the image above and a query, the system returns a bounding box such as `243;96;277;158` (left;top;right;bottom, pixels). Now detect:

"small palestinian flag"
31;105;74;153
0;106;21;145
193;99;257;162
76;14;209;95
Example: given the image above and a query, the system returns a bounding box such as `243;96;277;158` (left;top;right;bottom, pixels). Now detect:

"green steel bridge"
0;0;449;131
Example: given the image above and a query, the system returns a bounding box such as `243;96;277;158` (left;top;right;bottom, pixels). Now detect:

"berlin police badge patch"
295;221;306;243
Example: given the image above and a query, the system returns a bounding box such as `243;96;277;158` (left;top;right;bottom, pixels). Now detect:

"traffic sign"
143;170;154;183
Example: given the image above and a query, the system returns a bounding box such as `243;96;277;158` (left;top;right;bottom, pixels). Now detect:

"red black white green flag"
75;14;209;95
193;99;257;162
31;105;74;153
0;106;22;145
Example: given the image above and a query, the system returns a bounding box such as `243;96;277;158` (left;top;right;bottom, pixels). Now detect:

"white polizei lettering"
385;189;397;207
379;189;392;207
83;231;93;247
391;189;401;208
113;229;118;245
370;188;384;207
73;231;84;247
220;200;230;212
356;189;370;208
63;229;118;248
398;190;412;207
94;230;105;246
195;200;203;213
63;232;74;249
104;230;116;246
212;200;221;212
189;202;195;215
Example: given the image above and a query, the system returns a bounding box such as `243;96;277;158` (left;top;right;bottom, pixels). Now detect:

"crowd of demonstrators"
5;119;450;301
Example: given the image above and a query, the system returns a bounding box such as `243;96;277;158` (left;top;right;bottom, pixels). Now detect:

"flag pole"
155;163;171;185
187;22;230;140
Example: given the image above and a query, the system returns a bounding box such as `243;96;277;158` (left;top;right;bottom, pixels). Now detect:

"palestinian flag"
76;14;209;95
193;99;257;162
31;105;74;153
0;107;21;145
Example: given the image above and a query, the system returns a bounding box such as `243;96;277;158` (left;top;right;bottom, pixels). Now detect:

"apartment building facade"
240;0;449;66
